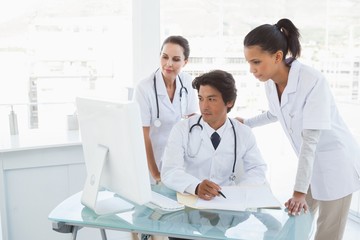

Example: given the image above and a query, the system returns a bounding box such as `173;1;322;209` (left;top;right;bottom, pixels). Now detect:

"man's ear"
226;100;235;109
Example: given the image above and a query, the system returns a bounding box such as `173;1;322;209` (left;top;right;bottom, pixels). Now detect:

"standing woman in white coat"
239;18;360;240
135;36;198;184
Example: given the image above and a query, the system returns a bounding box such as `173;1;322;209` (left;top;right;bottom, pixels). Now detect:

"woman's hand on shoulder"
235;117;244;124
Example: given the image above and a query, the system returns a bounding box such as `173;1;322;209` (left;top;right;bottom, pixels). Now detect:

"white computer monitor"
76;97;152;215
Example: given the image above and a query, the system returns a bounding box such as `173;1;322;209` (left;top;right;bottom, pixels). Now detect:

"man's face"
198;84;233;130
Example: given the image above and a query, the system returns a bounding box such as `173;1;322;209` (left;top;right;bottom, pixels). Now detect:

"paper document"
194;184;281;211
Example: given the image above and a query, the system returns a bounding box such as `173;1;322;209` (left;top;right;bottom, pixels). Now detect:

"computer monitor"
76;97;152;215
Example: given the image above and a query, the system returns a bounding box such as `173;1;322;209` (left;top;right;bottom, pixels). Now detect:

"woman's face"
160;43;188;82
244;45;278;82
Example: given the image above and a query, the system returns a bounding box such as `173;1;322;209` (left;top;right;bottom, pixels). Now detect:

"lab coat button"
289;128;293;134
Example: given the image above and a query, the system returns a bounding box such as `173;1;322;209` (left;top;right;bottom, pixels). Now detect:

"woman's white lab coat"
161;115;267;194
263;60;360;201
134;70;198;173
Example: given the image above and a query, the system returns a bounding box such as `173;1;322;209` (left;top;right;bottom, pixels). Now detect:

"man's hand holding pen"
196;179;226;200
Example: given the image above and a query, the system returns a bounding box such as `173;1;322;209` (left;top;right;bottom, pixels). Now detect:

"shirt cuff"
185;182;201;195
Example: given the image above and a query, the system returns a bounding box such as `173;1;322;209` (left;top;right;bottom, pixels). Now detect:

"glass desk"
48;185;314;240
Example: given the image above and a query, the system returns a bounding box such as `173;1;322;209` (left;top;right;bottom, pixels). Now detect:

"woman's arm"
285;129;321;215
142;127;160;182
238;111;278;128
294;129;321;192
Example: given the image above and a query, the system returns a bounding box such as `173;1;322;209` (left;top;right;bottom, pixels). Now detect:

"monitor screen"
76;97;152;215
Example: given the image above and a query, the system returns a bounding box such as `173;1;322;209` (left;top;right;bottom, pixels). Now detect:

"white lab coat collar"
199;118;231;149
154;69;183;96
154;69;180;113
202;118;228;139
281;60;301;107
268;59;300;108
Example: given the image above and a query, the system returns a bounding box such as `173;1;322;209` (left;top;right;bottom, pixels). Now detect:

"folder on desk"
177;183;282;211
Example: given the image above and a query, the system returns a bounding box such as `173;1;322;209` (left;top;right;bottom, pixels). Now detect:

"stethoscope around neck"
153;68;188;127
188;116;237;182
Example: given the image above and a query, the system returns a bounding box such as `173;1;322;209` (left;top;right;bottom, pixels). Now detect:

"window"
0;0;132;132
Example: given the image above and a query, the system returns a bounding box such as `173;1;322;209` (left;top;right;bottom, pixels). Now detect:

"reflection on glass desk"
48;184;314;240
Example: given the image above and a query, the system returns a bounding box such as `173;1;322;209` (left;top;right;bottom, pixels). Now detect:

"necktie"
211;132;220;150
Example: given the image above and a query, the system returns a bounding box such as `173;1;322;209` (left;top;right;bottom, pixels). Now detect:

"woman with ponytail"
238;18;360;240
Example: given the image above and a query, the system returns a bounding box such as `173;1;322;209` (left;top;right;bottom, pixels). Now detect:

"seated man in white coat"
161;70;267;203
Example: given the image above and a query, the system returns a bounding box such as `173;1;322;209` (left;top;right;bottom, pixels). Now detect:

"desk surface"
0;129;81;152
49;185;314;240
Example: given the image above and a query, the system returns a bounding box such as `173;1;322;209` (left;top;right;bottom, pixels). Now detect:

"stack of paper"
178;184;281;211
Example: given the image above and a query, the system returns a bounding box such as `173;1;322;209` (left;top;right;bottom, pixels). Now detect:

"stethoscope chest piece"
188;116;238;182
229;173;236;182
154;119;162;128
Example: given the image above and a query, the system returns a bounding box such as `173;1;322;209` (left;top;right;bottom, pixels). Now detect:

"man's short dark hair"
192;70;237;113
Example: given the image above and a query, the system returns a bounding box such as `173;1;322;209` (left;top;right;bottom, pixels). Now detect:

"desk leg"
100;229;107;240
52;222;81;240
72;226;79;240
141;234;151;240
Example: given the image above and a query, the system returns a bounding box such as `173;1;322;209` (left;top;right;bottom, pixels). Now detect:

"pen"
218;190;226;199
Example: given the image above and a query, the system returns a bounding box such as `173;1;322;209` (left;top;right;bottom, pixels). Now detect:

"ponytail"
244;18;301;60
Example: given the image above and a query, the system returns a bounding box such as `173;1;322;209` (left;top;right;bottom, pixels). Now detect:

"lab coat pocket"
313;149;356;192
315;149;360;199
312;150;344;197
314;149;343;173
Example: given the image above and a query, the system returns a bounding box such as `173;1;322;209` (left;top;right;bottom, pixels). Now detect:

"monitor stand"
81;144;134;215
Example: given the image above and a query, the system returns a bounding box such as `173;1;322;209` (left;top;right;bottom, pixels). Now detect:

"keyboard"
147;191;185;212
